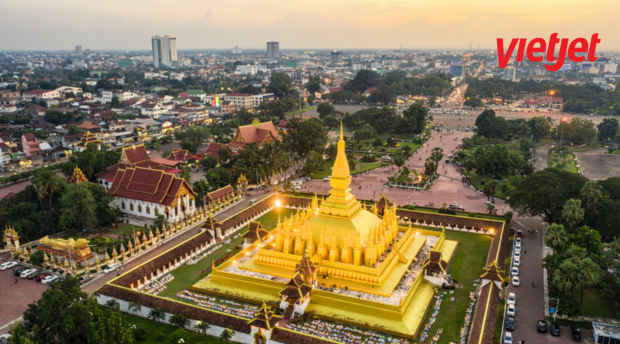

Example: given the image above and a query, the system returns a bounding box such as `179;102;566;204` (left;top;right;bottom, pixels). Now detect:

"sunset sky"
1;0;619;51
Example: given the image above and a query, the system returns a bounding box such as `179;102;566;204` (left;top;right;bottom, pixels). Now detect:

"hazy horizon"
2;0;619;51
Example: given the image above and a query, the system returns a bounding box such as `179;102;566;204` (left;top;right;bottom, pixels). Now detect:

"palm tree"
193;321;211;343
552;260;579;298
128;302;141;316
244;143;261;183
154;214;167;231
562;199;584;232
544;224;567;252
169;314;189;329
483;180;499;203
31;183;48;212
577;258;601;306
219;326;235;343
485;203;497;215
105;299;120;311
148;307;166;323
42;174;61;211
580;181;602;225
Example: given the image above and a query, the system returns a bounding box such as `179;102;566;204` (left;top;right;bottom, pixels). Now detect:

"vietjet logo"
497;34;601;72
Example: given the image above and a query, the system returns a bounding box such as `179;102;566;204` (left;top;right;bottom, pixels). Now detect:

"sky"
1;0;619;51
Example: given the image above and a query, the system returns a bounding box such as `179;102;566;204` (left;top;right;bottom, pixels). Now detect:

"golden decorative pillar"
148;230;154;244
120;243;126;258
112;247;118;263
84;261;91;275
104;252;110;264
95;255;101;273
329;233;340;262
141;234;148;247
127;240;134;254
155;227;161;239
63;258;70;274
306;227;315;256
49;255;56;269
317;229;328;259
354;235;363;266
293;226;305;256
43;252;49;267
341;232;352;264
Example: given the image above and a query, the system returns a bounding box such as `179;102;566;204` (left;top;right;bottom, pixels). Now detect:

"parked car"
507;304;516;317
503;331;513;344
103;263;119;274
537;319;548;333
571;326;581;341
0;261;18;270
505;316;515;331
20;268;37;278
79;275;94;285
41;275;58;284
35;272;51;282
13;267;27;276
24;269;39;279
515;237;522;245
0;334;11;344
511;267;519;276
516;230;522;237
507;293;516;306
119;212;128;218
512;276;520;287
513;258;521;267
514;252;521;260
249;199;258;205
551;323;561;336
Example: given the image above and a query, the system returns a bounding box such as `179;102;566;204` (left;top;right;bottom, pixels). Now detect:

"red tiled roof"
22;133;37;141
109;167;196;206
123;145;151;164
207;185;234;202
167;148;196;162
152;158;181;167
234;122;281;148
327;87;343;93
24;89;54;95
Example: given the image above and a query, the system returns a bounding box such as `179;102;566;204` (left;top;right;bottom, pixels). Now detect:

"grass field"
419;231;492;342
287;105;317;117
549;152;579;173
157;208;296;300
312;158;360;179
360;162;387;172
576;289;618;319
110;224;150;238
123;312;218;344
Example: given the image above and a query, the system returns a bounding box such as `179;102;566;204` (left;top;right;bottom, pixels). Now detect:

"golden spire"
331;122;349;180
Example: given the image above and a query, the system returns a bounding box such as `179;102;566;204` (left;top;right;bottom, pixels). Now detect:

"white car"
41;275;58;284
0;334;12;344
507;304;516;317
514;252;521;260
512;276;520;287
0;261;18;270
511;267;519;276
20;268;37;278
515;238;522;245
515;242;522;251
504;331;513;344
507;293;516;306
513;258;520;267
103;263;119;274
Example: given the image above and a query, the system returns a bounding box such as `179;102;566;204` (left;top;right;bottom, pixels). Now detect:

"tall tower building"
75;45;82;55
267;42;279;58
503;66;516;81
151;35;178;67
331;50;343;65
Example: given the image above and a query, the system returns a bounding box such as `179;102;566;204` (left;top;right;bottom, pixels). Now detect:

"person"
14;278;18;284
532;281;535;287
524;250;527;255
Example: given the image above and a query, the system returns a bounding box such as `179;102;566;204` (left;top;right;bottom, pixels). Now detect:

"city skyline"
1;0;620;50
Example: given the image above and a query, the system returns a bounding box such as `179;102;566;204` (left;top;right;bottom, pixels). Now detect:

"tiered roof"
201;213;222;231
197;142;233;160
279;273;312;299
481;260;505;283
422;250;449;274
167;148;197;162
206;185;235;203
108;166;196;206
247;303;281;330
229;121;281;149
96;144;172;181
294;254;317;277
68;167;88;184
76;131;103;147
242;221;269;242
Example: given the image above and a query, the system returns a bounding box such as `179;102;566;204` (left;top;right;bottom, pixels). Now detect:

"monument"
37;236;93;262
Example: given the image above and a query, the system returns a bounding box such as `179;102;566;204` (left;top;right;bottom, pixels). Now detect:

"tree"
483;180;499;203
474;110;497;138
373;138;383;148
344;70;381;93
180;167;192;183
68;124;83;136
562;198;584;232
193;321;211;344
598;118;619;141
282;118;328;159
128;302;142;316
580;181;602;225
169;314;189;329
23;276;133;344
218;148;230;163
563;117;597;145
401;103;428;135
175;125;210;153
519;138;536;152
153;141;162;153
463;97;484;108
110;97;122;108
348;158;357;172
219;326;235;344
305;75;321;94
527;116;552;142
368;85;395;105
323;115;339;129
486;203;497;215
545;223;568;252
506;168;587;224
168;329;190;344
148;307;166;323
200;156;218;170
8;322;35;344
317;103;335;119
59;183;97;230
268;73;293;98
302;151;324;176
106;299;120;311
393;150;406;172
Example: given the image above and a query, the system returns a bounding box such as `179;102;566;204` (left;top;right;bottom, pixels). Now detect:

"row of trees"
342;103;428;136
474;110;552;142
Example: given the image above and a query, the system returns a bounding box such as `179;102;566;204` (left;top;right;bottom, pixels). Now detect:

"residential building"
593;78;607;86
220;101;235;115
1;104;17;113
23;89;60;100
140;103;163;118
502;67;516;81
75;45;82;55
236;65;257;75
267;42;279;58
0;88;20;99
22;133;41;158
250;94;275;108
224;93;252;109
232;45;242;54
228;121;282;153
152;35;178;67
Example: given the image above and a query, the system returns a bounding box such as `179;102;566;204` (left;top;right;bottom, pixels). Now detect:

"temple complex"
191;125;459;337
75;131;103;151
228;119;281;153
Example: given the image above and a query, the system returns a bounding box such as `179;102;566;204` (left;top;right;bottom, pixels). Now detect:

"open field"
549;152;579;173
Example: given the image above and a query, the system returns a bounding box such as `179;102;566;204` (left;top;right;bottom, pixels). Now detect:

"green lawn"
110;224;150;238
123;312;219;344
287;105;317;117
576;289;618;319
157;208;296;300
419;231;492;343
311;158;360;179
360;162;387;172
549;152;579;173
493;300;506;344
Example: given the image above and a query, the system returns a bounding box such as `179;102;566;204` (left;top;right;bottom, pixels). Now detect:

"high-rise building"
151;35;178;67
266;42;279;58
502;66;516;81
331;50;343;65
449;64;463;77
75;45;82;55
232;45;242;54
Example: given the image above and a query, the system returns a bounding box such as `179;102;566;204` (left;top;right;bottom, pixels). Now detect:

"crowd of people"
459;292;477;344
140;273;174;296
186;244;223;265
176;290;258;319
287;319;411;344
420;294;443;342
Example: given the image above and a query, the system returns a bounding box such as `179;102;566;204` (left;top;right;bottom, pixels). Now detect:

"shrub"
155;332;166;341
19;258;24;262
90;269;97;273
141;246;146;250
90;236;110;245
133;325;149;341
168;329;189;344
29;250;45;266
467;212;476;218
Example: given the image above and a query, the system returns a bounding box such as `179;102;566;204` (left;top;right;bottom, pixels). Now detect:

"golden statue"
39;236;89;250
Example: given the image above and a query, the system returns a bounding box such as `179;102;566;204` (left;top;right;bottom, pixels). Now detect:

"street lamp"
559;117;568;148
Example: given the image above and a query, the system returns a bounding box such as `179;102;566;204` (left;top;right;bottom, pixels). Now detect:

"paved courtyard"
576;149;620;180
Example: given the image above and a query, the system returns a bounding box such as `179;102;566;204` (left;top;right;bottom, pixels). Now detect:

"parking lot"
0;253;54;330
